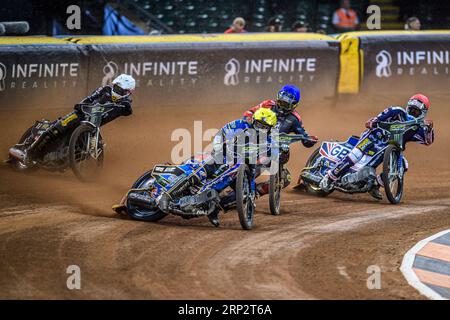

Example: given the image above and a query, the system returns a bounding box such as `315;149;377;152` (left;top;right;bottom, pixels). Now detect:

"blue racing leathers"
328;106;434;181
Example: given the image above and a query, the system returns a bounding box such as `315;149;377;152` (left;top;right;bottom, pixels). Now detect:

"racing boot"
369;176;383;201
8;145;31;168
368;185;383;201
207;208;220;227
281;168;292;188
8;145;27;162
319;173;335;193
112;204;128;216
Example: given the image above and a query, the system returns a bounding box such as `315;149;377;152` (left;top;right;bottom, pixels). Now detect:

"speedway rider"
320;94;434;199
242;84;318;195
205;107;278;227
9;74;135;167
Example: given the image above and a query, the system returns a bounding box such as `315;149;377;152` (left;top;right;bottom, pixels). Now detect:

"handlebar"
76;102;123;115
374;118;423;132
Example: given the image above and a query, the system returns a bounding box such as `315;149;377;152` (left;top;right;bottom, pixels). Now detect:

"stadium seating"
4;0;449;36
123;0;377;34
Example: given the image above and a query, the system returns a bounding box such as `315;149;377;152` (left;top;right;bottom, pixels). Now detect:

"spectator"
291;20;309;32
266;16;282;32
332;0;359;32
405;16;421;30
224;17;246;33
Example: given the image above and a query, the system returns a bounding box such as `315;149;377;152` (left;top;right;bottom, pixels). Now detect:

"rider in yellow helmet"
252;107;277;129
204;108;277;226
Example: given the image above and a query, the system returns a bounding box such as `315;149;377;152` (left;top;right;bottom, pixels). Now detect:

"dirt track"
0;95;449;299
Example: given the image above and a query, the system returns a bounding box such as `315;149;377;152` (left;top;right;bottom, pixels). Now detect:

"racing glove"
424;119;433;129
303;135;318;148
423;119;434;145
280;144;290;153
365;117;378;129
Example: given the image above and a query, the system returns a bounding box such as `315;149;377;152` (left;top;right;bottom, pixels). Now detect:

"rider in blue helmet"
243;84;318;195
276;84;301;113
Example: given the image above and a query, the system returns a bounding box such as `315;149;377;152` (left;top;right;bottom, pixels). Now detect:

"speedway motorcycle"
113;132;306;229
6;103;118;182
298;119;424;204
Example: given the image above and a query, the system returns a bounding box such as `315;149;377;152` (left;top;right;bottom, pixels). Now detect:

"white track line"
400;229;450;300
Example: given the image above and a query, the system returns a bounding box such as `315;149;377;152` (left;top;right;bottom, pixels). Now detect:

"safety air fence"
0;31;449;110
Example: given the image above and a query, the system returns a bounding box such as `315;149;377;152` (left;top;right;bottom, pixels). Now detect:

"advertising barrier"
337;31;450;95
87;41;340;107
2;31;449;110
0;34;340;110
0;42;89;110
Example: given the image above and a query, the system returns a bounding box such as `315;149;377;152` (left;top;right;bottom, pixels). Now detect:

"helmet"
276;84;300;112
252;108;277;131
406;93;430;119
111;74;136;102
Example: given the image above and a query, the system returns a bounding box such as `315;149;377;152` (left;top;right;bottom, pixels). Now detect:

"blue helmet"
276;84;301;112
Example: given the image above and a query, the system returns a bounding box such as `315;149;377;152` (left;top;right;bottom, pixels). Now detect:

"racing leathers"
323;106;434;191
23;85;132;160
209;118;273;178
243;99;318;193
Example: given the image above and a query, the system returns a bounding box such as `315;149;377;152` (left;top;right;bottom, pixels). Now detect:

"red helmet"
407;94;430;118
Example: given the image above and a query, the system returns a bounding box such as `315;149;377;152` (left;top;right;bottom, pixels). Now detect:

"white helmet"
111;74;135;101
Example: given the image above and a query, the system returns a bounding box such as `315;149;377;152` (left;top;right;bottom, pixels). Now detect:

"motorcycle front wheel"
382;145;404;204
269;166;282;215
69;124;104;182
236;164;255;230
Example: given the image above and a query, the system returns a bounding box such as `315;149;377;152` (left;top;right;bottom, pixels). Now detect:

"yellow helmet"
252;108;277;130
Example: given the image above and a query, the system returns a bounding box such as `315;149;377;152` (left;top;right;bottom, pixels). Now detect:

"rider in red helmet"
320;94;434;200
406;93;430;118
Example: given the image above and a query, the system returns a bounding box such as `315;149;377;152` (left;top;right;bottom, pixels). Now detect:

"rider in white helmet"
9;74;136;165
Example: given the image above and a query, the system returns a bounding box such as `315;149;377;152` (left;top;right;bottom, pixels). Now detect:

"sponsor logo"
375;49;450;78
102;61;119;86
224;58;240;86
103;60;199;88
0;61;79;91
223;57;317;86
61;113;78;126
375;50;392;78
0;63;6;92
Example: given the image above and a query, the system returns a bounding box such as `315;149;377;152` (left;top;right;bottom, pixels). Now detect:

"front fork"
86;129;102;159
249;165;257;201
397;152;404;178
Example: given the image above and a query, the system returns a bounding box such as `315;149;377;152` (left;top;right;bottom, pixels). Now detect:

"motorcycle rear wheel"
236;165;255;230
127;170;167;222
69;124;104;182
302;147;333;197
382;145;404;204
